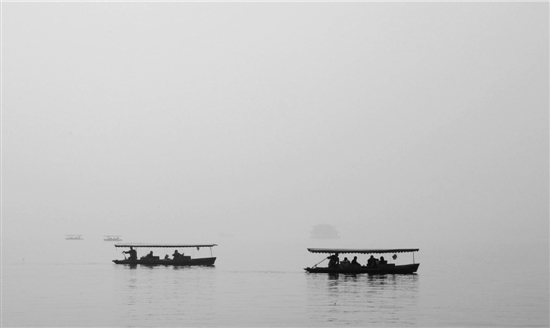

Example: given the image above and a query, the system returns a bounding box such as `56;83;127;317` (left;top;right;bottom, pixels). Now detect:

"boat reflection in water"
306;269;420;326
112;243;217;267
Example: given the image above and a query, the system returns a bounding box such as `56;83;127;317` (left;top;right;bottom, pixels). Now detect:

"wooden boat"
112;243;217;266
65;234;83;240
304;248;419;274
104;235;122;242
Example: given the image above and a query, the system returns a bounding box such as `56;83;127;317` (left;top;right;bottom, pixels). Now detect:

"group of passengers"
327;253;388;269
140;251;158;260
123;247;186;261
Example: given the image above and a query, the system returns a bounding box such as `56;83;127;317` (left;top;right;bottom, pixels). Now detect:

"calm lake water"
2;238;549;327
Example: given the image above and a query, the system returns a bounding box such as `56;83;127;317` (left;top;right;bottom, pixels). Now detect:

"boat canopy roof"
307;248;419;254
114;243;217;248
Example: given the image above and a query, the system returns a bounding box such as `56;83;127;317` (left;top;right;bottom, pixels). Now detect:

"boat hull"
113;257;216;266
305;263;419;274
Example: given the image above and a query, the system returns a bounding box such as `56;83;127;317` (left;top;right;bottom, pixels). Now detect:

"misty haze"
2;2;548;327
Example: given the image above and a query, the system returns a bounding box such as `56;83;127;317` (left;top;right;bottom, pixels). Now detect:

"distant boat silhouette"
65;234;83;240
104;235;122;242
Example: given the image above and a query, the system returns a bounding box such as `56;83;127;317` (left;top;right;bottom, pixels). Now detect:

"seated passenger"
351;256;361;267
341;257;350;268
164;254;170;260
367;255;377;267
146;251;154;258
173;250;182;260
379;256;387;265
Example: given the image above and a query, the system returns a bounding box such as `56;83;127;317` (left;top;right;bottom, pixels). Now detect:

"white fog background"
2;3;548;256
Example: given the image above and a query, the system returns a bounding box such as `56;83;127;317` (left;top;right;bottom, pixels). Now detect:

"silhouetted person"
173;250;181;259
164;254;170;260
341;257;350;268
379;256;387;265
146;251;154;258
367;255;376;267
351;256;361;267
327;253;340;268
124;247;137;260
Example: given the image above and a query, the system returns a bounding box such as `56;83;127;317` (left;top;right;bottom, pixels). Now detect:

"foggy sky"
2;3;548;246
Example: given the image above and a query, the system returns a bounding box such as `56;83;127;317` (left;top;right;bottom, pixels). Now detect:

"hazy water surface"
2;238;549;327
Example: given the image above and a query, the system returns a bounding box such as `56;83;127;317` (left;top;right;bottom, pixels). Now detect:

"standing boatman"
327;253;340;268
123;247;137;260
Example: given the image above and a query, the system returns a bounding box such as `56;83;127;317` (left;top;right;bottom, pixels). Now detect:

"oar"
122;251;127;260
312;257;327;268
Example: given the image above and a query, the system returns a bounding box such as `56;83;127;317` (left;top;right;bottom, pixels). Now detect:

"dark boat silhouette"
112;243;217;266
304;248;419;274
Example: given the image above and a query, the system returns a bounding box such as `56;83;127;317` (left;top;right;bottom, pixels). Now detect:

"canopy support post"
413;252;415;264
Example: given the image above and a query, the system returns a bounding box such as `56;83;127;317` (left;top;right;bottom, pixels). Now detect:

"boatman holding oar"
327;253;340;268
123;247;137;260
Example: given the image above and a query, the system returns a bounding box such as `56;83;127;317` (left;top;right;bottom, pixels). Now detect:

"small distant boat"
304;248;420;274
65;234;83;240
112;243;218;266
104;235;122;242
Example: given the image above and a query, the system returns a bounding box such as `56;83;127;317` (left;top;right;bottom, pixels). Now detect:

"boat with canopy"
304;248;419;274
113;243;218;266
